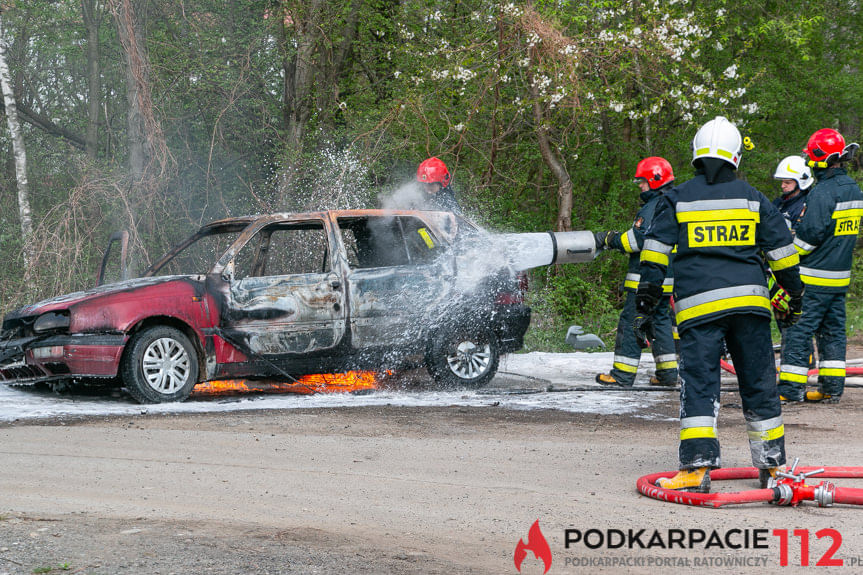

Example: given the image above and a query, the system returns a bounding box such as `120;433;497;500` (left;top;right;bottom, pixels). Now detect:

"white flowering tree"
357;0;788;231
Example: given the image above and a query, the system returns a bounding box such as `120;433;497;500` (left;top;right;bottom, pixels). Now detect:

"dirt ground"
2;381;863;575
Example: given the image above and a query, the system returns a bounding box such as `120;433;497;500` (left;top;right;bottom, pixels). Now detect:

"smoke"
379;180;430;210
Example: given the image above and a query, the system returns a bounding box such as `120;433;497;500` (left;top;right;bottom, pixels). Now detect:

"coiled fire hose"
638;459;863;508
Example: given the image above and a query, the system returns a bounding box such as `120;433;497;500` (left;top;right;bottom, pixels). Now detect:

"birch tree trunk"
0;14;33;266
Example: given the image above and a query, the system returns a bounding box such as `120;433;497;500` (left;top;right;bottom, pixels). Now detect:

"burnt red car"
0;210;530;403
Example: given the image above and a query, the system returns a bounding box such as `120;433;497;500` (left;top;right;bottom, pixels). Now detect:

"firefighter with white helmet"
635;116;803;492
778;129;863;404
593;157;678;388
773;155;813;231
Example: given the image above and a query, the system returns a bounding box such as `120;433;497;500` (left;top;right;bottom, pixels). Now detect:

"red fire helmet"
634;156;674;189
416;157;451;187
803;128;845;164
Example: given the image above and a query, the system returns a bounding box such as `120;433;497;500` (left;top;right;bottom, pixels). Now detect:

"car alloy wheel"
122;326;199;403
446;340;492;380
142;337;192;394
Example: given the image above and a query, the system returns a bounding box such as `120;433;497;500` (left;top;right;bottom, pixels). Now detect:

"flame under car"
0;210;530;403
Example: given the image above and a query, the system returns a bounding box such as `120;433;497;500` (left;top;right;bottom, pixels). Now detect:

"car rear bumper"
494;304;531;353
0;333;127;384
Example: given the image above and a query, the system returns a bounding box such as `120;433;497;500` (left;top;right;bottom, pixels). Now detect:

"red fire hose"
720;359;863;378
638;462;863;508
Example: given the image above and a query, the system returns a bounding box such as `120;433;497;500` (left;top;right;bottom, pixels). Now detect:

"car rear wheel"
427;326;500;388
121;326;199;403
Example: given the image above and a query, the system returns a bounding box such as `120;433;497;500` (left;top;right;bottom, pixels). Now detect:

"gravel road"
2;384;863;574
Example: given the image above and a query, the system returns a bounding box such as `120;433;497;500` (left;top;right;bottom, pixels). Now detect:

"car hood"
5;275;204;320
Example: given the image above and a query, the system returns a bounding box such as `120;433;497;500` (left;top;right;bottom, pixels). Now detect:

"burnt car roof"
203;209;457;227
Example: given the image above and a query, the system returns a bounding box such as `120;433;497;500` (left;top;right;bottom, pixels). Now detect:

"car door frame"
209;214;348;363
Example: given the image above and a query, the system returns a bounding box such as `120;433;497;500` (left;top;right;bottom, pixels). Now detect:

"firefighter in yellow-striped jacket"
778;129;863;404
634;116;803;493
593;157;678;388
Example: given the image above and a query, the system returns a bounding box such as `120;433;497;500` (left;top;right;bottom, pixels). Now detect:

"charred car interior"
0;210;530;403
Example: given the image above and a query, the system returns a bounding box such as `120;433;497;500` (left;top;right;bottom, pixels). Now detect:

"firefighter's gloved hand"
778;292;804;328
593;231;615;251
633;283;663;349
768;274;790;314
632;313;655;349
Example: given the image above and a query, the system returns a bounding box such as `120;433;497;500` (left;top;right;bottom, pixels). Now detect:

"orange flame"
192;371;385;397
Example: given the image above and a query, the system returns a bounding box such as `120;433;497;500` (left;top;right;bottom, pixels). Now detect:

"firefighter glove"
632;313;655;349
779;292;803;329
593;231;616;251
768;274;791;314
633;283;663;349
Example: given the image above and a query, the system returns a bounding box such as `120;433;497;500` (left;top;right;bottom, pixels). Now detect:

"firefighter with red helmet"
778;129;863;404
416;157;461;213
593;157;678;387
636;116;803;492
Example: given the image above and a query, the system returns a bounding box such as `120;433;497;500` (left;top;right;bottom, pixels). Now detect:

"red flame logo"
514;520;552;574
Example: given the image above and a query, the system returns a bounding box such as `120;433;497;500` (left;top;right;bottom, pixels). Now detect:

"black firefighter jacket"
606;186;674;294
637;172;803;332
792;166;863;293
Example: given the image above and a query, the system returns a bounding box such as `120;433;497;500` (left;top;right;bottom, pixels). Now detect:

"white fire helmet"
773;155;813;190
690;116;743;168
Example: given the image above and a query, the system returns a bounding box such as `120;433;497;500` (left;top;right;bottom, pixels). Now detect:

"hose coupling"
813;482;835;507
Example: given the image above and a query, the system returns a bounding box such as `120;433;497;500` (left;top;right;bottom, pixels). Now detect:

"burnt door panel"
338;215;452;349
222;221;346;356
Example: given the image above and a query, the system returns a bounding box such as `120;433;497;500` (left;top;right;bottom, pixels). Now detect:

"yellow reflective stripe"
832;208;863;219
768;252;799;272
641;250;669;266
800;274;851;287
657;360;678;370
820;368;846;377
794;236;816;255
417;228;435;248
695;147;710;156
680;427;717;440
624;280;639;290
748;424;784;442
675;295;770;324
780;371;808;384
613;362;639;374
621;229;636;253
662;283;674;294
676;210;760;223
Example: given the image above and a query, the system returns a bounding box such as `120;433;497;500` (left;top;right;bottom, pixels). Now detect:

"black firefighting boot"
595;373;633;387
655;467;710;493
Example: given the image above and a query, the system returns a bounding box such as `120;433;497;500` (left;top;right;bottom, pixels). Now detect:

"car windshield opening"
149;228;244;276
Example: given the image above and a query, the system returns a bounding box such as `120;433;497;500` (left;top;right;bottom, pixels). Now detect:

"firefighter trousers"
778;291;847;401
678;314;785;470
610;292;678;386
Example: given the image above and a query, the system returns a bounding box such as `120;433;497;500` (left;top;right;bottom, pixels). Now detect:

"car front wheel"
427;326;500;388
121;326;199;403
